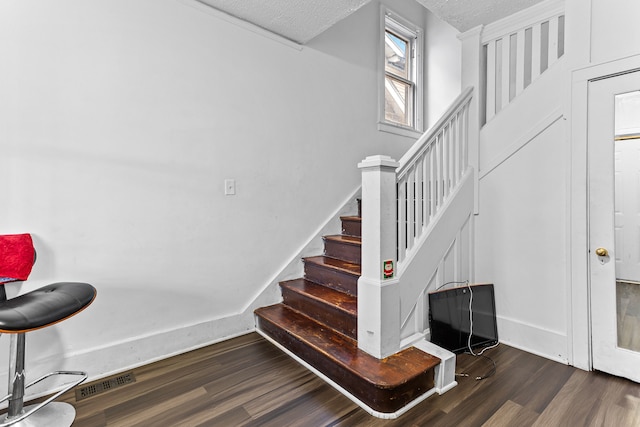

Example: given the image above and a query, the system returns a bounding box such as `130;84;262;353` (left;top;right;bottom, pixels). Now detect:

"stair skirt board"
255;328;439;420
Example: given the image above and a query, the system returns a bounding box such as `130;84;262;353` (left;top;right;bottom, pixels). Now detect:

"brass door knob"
595;247;609;257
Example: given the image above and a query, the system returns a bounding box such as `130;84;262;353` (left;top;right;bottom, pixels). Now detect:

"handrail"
398;87;474;179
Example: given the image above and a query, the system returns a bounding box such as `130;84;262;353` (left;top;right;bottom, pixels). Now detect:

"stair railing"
357;88;474;359
481;0;564;125
396;87;473;265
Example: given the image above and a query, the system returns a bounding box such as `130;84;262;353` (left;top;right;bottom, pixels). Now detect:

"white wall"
589;0;640;65
475;0;640;367
472;1;570;363
565;0;640;69
476;119;568;362
0;0;460;387
425;12;463;126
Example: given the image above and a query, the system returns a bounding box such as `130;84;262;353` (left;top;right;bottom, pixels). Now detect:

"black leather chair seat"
0;282;96;333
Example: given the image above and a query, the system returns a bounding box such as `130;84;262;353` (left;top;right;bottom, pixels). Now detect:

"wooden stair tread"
303;256;361;275
255;304;439;388
340;216;361;222
280;279;357;315
323;235;361;246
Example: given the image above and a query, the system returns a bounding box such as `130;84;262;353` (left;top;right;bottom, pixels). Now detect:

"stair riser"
341;220;361;237
304;262;358;295
281;287;357;339
324;240;361;264
256;314;435;414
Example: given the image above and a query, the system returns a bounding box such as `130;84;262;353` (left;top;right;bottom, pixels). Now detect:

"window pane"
385;31;409;79
385;75;412;127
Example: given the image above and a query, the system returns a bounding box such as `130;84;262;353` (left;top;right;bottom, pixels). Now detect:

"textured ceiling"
196;0;370;44
416;0;546;32
197;0;546;44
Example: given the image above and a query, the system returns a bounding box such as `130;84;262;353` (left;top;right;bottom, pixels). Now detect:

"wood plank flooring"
40;333;640;426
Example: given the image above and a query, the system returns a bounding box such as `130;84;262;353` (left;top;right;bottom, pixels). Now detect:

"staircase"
254;210;441;416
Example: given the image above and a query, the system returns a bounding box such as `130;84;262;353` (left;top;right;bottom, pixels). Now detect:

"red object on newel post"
383;259;394;279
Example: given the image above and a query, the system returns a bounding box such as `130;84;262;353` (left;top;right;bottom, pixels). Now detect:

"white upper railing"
481;0;564;125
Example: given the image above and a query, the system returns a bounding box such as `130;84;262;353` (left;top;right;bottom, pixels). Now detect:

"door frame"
570;53;640;371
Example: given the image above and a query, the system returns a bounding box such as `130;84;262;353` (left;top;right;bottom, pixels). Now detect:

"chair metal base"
0;334;87;427
0;403;75;427
0;370;87;427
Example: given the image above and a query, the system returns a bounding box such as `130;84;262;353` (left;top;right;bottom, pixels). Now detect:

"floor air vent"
75;371;136;401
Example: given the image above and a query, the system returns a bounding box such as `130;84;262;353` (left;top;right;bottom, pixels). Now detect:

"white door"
589;70;640;383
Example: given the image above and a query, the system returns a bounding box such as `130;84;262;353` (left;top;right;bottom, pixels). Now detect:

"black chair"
0;234;96;426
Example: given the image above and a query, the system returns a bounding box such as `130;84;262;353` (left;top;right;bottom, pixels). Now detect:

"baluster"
406;167;415;252
494;39;502;114
463;102;470;169
444;128;450;199
540;21;549;73
455;111;462;182
415;155;425;234
422;149;430;229
558;15;565;58
523;27;533;89
531;22;542;80
501;36;511;109
485;41;497;121
515;28;526;96
397;177;407;263
429;143;436;218
436;133;443;208
449;117;456;191
548;15;559;66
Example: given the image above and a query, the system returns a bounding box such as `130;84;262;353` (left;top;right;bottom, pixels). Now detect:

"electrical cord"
467;282;500;357
434;280;469;291
455;282;500;381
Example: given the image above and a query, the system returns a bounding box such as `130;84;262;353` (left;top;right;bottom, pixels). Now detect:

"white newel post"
357;155;401;359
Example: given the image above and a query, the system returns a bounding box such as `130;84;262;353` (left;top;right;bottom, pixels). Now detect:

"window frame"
378;7;424;138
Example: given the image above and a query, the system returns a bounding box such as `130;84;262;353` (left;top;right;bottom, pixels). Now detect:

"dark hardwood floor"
46;332;640;426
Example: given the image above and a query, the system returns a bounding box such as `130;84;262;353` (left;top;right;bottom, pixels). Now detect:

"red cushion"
0;234;35;283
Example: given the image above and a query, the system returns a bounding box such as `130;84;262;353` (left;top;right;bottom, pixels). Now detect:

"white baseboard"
497;315;569;364
0;313;257;405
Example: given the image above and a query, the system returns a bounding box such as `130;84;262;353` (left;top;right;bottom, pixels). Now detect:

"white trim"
496;315;569;364
0;315;258;407
378;5;424;135
570;53;640;371
177;0;303;51
481;0;565;44
479;107;563;179
458;25;484;42
377;121;422;139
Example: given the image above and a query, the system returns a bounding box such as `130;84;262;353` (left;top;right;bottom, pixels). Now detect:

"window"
380;9;423;136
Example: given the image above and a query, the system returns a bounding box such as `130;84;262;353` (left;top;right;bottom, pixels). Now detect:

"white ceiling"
416;0;545;32
196;0;546;44
196;0;371;44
